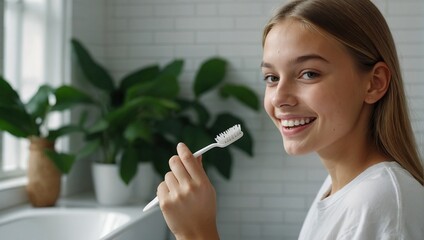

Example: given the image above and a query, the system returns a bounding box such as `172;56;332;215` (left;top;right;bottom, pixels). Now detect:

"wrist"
175;226;220;240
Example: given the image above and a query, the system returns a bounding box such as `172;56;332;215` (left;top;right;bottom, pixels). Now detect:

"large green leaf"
135;139;154;163
86;119;109;135
120;145;139;185
124;121;152;143
76;139;101;159
0;118;29;138
219;84;260;111
205;147;232;180
47;124;83;142
71;39;115;92
119;65;160;91
51;85;95;111
194;58;227;98
107;97;178;128
0;105;37;137
25;85;53;121
210;113;253;156
161;59;184;77
155;118;184;141
0;77;35;137
44;149;76;174
126;74;179;101
181;125;213;153
149;136;175;177
192;101;210;126
174;99;210;127
0;76;25;107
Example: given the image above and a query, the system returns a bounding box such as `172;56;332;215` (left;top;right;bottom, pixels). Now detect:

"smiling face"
262;20;373;157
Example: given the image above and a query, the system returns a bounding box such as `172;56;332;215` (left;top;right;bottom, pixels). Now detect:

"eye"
300;71;320;80
263;75;279;84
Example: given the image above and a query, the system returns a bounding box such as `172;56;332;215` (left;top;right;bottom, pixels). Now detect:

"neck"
318;139;388;196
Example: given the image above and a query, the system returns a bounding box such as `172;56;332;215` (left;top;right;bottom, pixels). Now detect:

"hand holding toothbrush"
148;124;243;240
157;142;220;240
144;124;243;212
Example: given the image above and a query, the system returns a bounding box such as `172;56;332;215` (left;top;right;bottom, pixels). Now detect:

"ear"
364;62;391;104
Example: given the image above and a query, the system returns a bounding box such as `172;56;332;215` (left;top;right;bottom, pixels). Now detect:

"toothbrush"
143;124;244;212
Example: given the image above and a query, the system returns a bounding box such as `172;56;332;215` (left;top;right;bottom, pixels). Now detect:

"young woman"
156;0;424;239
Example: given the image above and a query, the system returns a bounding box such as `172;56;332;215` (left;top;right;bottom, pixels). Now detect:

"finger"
156;181;169;210
168;155;191;185
164;171;179;193
177;142;206;181
157;181;169;198
197;155;203;167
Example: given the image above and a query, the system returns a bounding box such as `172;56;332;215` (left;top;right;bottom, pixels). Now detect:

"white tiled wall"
71;0;424;239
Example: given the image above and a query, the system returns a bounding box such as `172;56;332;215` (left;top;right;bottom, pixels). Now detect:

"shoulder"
343;162;424;238
346;162;424;209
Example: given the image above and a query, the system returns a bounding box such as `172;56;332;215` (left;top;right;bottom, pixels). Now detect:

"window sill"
0;177;28;210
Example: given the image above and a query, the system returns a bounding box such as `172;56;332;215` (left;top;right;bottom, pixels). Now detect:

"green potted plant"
71;39;181;205
0;76;93;207
138;57;260;180
71;39;260;204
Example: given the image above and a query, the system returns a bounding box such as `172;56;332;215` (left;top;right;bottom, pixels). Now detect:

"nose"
271;78;297;108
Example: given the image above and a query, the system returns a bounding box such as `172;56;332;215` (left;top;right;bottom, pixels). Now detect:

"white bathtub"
0;194;167;240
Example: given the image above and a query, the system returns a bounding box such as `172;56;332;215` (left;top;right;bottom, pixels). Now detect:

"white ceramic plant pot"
92;162;134;206
134;162;158;201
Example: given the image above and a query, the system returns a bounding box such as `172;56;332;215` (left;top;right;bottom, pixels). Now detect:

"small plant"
0;76;92;173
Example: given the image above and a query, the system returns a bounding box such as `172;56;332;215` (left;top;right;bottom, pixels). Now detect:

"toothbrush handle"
142;143;218;212
143;196;159;212
193;143;218;158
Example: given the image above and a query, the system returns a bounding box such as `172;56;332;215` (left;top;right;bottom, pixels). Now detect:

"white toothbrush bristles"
215;124;242;144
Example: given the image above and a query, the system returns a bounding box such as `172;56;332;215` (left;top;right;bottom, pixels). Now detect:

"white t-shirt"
299;161;424;240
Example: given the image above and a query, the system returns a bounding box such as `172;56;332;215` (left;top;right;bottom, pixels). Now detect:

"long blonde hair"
263;0;424;185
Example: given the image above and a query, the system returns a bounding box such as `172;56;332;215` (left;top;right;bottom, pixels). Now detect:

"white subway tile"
154;4;195;16
219;196;262;209
261;168;307;182
241;182;284;195
176;17;234;30
175;45;217;57
386;16;424;30
128;18;175;30
285;210;308;224
196;3;218;16
240;210;284;223
218;3;263;16
115;5;154;17
388;2;424;16
262;196;305;209
218;44;262;57
154;31;195;44
241;223;261;237
129;45;175;58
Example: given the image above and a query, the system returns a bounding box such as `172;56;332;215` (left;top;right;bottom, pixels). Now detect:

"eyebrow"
261;54;330;69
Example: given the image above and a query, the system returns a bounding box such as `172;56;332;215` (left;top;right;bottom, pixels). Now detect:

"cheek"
263;89;274;118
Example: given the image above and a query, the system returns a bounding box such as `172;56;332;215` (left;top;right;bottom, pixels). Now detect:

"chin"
283;143;312;156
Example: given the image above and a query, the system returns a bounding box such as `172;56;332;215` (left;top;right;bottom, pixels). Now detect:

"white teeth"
281;118;314;128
